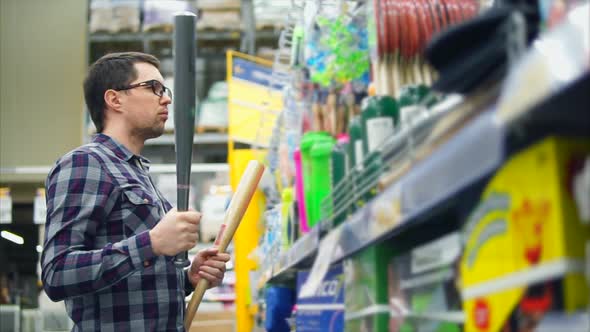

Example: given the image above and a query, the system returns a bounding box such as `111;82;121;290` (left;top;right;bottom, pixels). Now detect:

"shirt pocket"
120;185;160;235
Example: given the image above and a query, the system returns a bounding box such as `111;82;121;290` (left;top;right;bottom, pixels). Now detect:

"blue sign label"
295;264;344;332
232;58;272;86
232;58;284;89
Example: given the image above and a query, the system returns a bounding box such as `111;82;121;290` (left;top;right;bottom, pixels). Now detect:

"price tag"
298;226;343;299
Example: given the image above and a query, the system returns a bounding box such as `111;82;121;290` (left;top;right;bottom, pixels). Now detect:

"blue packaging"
265;286;295;332
296;264;344;332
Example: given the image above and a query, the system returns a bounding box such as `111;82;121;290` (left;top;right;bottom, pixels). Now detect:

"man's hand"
149;208;201;256
187;248;231;289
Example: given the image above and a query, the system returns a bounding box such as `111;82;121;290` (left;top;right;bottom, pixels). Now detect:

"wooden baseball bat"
184;160;265;330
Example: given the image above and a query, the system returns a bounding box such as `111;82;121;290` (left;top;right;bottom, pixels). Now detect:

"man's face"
119;62;171;140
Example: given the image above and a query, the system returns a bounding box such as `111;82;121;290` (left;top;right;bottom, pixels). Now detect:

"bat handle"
173;252;190;268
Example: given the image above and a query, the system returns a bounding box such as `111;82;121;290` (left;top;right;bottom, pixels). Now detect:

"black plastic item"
425;5;539;94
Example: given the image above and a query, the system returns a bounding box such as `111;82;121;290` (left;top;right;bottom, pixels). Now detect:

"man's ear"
104;89;123;112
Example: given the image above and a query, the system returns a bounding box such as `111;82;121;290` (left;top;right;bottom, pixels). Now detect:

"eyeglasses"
116;79;172;99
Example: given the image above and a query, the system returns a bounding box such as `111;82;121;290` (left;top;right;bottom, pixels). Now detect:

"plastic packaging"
281;188;295;250
344;244;392;332
496;2;590;124
300;131;332;228
329;136;350;227
265;286;295;332
294;149;309;234
348;115;365;170
309;138;336;227
361;95;400;153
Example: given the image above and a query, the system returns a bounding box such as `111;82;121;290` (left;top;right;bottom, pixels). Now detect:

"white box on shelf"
0;187;12;224
34;188;47;224
143;0;194;32
0;305;20;332
89;0;140;34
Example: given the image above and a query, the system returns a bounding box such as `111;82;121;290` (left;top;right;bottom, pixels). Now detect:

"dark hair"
83;52;160;132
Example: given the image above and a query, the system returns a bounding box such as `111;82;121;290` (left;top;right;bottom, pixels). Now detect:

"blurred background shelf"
89;29;280;43
146;133;229;145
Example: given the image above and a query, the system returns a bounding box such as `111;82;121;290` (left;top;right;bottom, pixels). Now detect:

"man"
42;52;230;331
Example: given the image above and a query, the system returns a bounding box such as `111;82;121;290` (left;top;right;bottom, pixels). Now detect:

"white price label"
366;117;394;152
298;226;342;299
34;195;47;224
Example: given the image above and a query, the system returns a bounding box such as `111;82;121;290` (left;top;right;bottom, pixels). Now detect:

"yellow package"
460;137;590;332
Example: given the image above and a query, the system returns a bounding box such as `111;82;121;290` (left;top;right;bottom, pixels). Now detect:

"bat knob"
173;252;190;268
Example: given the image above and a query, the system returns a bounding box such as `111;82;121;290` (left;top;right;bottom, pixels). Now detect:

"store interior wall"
0;0;87;188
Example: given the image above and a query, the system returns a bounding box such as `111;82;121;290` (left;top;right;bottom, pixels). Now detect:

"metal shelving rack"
256;71;590;291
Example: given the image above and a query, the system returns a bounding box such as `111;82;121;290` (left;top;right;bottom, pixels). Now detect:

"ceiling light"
1;231;24;245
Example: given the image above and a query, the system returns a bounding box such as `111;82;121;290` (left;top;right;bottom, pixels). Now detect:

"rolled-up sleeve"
41;152;157;301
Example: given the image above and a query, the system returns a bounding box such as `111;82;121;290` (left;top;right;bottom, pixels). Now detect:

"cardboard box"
460;137;590;332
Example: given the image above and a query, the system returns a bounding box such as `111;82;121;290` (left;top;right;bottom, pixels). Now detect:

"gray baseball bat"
173;12;197;268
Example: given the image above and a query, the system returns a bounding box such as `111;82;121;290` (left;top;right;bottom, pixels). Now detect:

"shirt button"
143;260;151;267
143;198;149;203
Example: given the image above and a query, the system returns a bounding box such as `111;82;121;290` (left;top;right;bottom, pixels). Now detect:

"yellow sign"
226;51;283;146
461;137;590;331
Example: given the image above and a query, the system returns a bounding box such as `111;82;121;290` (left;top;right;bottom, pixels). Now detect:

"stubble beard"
134;123;165;141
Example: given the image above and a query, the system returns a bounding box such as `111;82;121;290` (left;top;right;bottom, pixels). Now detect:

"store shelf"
328;72;590;266
256;225;320;289
272;226;320;277
265;72;590;287
145;133;228;145
332;107;502;263
89;30;280;43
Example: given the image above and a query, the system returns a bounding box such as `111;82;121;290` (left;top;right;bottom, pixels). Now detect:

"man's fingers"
179;211;201;224
188;223;199;233
215;253;231;262
199;265;223;278
198;270;222;285
201;247;219;255
203;260;227;271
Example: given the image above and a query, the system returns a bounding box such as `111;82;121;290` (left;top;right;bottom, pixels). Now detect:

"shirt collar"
92;133;152;168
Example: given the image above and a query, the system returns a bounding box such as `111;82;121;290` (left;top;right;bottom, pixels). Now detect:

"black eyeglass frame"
115;79;172;99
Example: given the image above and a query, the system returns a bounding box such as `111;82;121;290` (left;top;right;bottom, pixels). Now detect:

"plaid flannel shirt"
42;134;194;331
